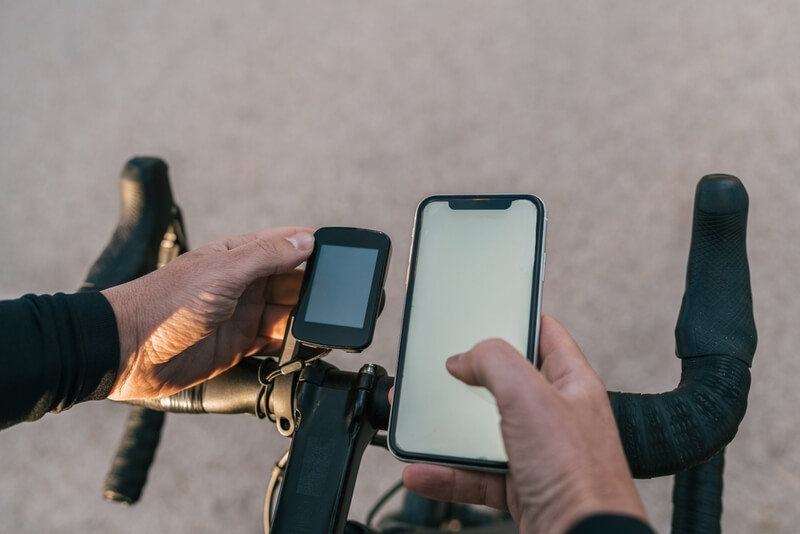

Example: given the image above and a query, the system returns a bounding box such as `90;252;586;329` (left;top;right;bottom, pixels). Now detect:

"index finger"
402;463;509;511
536;315;599;388
265;269;305;305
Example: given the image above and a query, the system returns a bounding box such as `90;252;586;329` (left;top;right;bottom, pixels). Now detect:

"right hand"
402;315;648;534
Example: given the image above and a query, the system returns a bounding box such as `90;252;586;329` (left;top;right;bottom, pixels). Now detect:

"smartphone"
388;195;546;470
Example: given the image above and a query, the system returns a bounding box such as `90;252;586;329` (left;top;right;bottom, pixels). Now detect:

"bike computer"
291;227;391;352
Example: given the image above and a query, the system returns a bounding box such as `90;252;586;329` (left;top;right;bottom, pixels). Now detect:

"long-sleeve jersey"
0;291;119;430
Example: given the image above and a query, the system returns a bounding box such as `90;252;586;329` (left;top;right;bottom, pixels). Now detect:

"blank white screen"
393;199;538;463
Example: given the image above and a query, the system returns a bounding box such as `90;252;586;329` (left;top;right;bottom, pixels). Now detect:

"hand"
402;315;648;534
102;226;314;400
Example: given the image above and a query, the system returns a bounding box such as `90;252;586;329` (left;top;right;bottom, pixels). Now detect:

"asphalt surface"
2;2;800;532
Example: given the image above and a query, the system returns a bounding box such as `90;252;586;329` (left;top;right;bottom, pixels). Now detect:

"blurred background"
1;1;799;532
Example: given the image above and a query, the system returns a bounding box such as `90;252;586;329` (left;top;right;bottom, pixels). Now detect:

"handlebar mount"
268;360;392;533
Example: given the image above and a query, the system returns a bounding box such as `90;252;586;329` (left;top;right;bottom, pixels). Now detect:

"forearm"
0;292;120;429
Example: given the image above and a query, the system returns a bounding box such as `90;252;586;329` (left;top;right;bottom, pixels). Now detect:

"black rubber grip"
102;406;165;504
609;174;756;477
675;174;757;366
79;157;178;291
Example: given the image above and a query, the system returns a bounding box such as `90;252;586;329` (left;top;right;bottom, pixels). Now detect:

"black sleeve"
0;291;120;430
567;514;655;534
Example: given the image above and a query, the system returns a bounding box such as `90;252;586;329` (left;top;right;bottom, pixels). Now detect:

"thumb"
225;227;315;282
536;314;601;390
444;316;599;409
445;338;546;413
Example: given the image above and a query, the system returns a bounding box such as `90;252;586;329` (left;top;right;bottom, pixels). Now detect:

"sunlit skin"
102;226;313;400
267;313;292;351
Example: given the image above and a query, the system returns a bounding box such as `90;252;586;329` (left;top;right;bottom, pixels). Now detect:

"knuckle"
584;375;608;398
565;372;606;402
473;338;511;354
254;237;282;260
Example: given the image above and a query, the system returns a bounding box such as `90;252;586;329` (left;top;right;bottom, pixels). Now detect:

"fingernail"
447;353;464;365
285;232;314;252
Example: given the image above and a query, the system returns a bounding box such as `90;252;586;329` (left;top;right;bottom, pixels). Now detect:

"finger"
443;315;575;389
402;464;509;511
214;226;315;252
444;316;599;409
536;314;597;385
265;269;305;305
445;337;543;394
253;304;295;355
444;339;548;422
227;228;315;282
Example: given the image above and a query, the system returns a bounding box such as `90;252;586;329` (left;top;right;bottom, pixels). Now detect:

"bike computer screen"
292;227;391;352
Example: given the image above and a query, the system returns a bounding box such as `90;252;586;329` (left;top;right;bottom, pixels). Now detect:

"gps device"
291;227;391;352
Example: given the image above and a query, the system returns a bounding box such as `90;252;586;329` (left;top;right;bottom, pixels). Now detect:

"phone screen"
389;195;546;469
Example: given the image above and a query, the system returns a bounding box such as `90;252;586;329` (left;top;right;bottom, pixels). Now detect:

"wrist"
527;471;648;534
101;282;142;400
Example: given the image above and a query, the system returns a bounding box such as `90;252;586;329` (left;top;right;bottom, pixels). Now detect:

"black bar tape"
102;406;165;504
79;157;182;506
671;449;725;534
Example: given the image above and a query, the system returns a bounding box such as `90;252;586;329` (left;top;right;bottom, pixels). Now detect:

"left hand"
102;226;314;400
